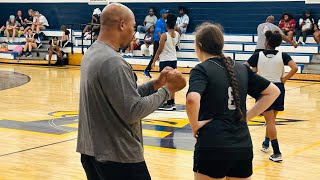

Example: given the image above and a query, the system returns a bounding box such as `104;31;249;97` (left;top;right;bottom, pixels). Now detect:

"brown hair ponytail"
219;53;243;120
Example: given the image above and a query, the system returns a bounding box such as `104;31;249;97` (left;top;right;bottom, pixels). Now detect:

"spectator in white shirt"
176;6;189;34
32;11;49;34
295;11;314;44
137;8;157;33
83;8;101;34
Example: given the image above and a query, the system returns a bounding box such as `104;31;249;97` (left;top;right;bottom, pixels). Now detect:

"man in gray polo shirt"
255;16;298;52
77;3;183;180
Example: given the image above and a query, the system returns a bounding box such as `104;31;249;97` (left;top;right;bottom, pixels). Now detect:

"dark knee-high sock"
271;139;281;154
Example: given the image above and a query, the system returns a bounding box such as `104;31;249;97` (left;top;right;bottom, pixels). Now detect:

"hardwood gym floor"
0;64;319;180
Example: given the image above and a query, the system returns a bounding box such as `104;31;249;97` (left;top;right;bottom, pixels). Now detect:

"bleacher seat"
0;52;18;60
0;29;314;73
253;35;318;44
235;51;313;63
124;56;304;73
244;42;319;54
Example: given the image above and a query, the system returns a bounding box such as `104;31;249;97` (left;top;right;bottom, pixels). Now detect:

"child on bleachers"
141;25;154;57
16;10;25;37
296;11;315;44
60;25;70;47
5;15;19;43
23;28;38;57
125;28;140;57
48;36;62;65
278;13;295;41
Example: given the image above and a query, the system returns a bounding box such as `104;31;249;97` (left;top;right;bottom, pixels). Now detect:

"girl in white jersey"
151;13;180;111
245;31;298;162
23;28;38;57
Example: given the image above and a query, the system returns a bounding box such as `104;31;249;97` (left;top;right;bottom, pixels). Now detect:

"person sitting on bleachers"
83;8;101;37
22;28;38;57
23;9;34;34
15;10;25;37
176;6;189;34
125;29;140;57
60;25;70;47
48;36;62;65
137;8;157;33
255;15;297;52
32;11;49;34
278;13;295;41
141;25;154;57
5;15;19;43
313;18;320;44
295;11;315;45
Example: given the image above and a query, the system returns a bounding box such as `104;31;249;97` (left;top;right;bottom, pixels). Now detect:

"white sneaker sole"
269;157;283;162
261;147;269;153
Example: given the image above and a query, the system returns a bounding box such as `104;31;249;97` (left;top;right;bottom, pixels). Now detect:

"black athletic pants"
81;154;151;180
145;40;159;72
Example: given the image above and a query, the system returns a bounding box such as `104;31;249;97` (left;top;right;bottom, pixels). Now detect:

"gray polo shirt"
76;41;169;163
256;22;284;50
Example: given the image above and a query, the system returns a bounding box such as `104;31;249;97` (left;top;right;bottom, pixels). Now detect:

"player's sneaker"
158;103;167;110
269;153;283;162
143;70;152;78
162;104;174;111
261;143;269;153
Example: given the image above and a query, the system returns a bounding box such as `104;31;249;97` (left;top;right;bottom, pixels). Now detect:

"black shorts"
159;61;177;72
266;82;285;111
81;154;151;180
193;158;252;178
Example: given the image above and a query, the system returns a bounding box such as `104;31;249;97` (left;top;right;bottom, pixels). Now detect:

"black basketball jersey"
188;57;270;159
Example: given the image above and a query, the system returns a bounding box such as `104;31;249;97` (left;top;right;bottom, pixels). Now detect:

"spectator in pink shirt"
278;13;295;41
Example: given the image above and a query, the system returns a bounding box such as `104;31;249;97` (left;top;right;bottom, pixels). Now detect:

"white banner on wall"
0;0;304;3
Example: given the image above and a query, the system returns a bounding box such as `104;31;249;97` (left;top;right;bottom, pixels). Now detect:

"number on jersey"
228;87;236;110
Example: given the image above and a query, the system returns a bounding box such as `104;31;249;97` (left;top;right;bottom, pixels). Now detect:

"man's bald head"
266;15;275;23
100;3;134;28
98;3;136;50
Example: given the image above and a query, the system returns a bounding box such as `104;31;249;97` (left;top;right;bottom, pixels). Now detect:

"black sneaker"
158;103;168;110
269;153;283;162
162;104;174;111
172;103;176;110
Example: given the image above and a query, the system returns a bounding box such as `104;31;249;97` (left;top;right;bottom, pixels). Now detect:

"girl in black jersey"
186;23;280;180
245;31;298;162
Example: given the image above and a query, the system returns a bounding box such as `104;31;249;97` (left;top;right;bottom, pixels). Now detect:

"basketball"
166;70;187;92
